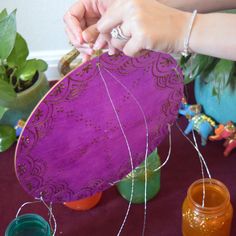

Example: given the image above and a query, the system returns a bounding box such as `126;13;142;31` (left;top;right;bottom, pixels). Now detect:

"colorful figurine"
14;120;26;137
179;104;216;146
209;122;236;157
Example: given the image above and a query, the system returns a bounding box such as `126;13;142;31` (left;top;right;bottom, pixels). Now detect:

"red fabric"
0;116;236;235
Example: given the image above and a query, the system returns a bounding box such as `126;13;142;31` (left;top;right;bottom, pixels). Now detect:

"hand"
64;0;113;61
97;0;190;57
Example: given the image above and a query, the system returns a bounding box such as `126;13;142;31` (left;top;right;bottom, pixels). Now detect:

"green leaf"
0;9;7;21
17;59;48;81
0;65;6;74
212;87;218;96
0;10;17;60
208;59;234;85
7;33;29;67
181;54;218;84
0;79;16;102
35;59;48;72
0;106;8;120
0;125;16;152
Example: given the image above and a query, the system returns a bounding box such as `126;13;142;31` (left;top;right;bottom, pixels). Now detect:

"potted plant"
0;9;49;151
180;54;236;124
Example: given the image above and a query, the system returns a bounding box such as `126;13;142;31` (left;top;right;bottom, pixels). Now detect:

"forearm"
189;13;236;60
159;0;236;13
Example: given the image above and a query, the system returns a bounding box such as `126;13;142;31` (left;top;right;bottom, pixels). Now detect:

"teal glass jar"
116;149;161;204
5;214;51;236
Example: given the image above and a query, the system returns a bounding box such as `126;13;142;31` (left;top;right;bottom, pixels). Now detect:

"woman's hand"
97;0;190;57
64;0;113;61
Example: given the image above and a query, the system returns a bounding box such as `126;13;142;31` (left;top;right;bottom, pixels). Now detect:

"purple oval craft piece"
15;51;183;203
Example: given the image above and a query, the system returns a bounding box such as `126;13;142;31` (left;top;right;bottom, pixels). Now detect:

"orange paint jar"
64;192;102;211
182;179;233;236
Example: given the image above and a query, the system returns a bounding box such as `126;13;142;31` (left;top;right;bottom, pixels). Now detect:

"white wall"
0;0;76;79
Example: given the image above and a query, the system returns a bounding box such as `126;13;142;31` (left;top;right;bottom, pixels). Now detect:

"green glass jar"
116;149;161;204
5;214;51;236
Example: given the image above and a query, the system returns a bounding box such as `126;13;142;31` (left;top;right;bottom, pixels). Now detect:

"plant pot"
0;73;49;126
63;192;103;211
116;149;161;204
194;77;236;124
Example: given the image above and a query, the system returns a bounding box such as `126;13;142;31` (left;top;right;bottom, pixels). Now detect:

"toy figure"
179;104;216;146
209;122;236;157
15;120;26;137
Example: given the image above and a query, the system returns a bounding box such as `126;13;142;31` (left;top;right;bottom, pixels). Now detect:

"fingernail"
93;43;101;50
108;51;114;56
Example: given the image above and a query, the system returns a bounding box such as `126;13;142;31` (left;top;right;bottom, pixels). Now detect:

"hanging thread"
176;122;212;179
103;67;149;236
38;196;57;236
15;195;57;236
192;130;206;207
100;64;177;235
176;122;212;208
153;124;172;172
97;64;136;236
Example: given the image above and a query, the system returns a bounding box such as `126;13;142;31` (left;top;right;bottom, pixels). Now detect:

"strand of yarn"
176;122;212;178
97;64;135;236
103;67;149;236
192;131;206;207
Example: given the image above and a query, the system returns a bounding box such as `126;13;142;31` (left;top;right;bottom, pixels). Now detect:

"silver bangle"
181;10;197;57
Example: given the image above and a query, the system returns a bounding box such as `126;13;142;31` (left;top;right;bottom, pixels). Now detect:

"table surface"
0;117;236;236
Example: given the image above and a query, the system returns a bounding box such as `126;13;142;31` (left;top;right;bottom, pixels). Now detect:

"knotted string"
15;195;57;236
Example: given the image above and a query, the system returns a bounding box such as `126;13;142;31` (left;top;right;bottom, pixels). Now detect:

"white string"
192;131;206;207
15;200;41;219
15;196;57;236
48;202;53;231
153;124;172;172
103;67;149;236
37;196;57;236
176;122;212;179
97;64;135;236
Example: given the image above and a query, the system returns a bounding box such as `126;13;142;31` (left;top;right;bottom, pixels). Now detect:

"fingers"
65;27;80;48
93;33;108;50
97;1;124;33
64;2;86;44
110;24;130;51
82;24;99;44
123;37;143;57
81;53;91;63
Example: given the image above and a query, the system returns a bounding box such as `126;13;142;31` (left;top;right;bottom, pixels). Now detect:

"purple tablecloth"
0;116;236;236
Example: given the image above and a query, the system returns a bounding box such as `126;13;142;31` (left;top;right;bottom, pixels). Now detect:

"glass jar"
5;214;51;236
64;192;102;211
116;149;161;204
182;178;233;236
